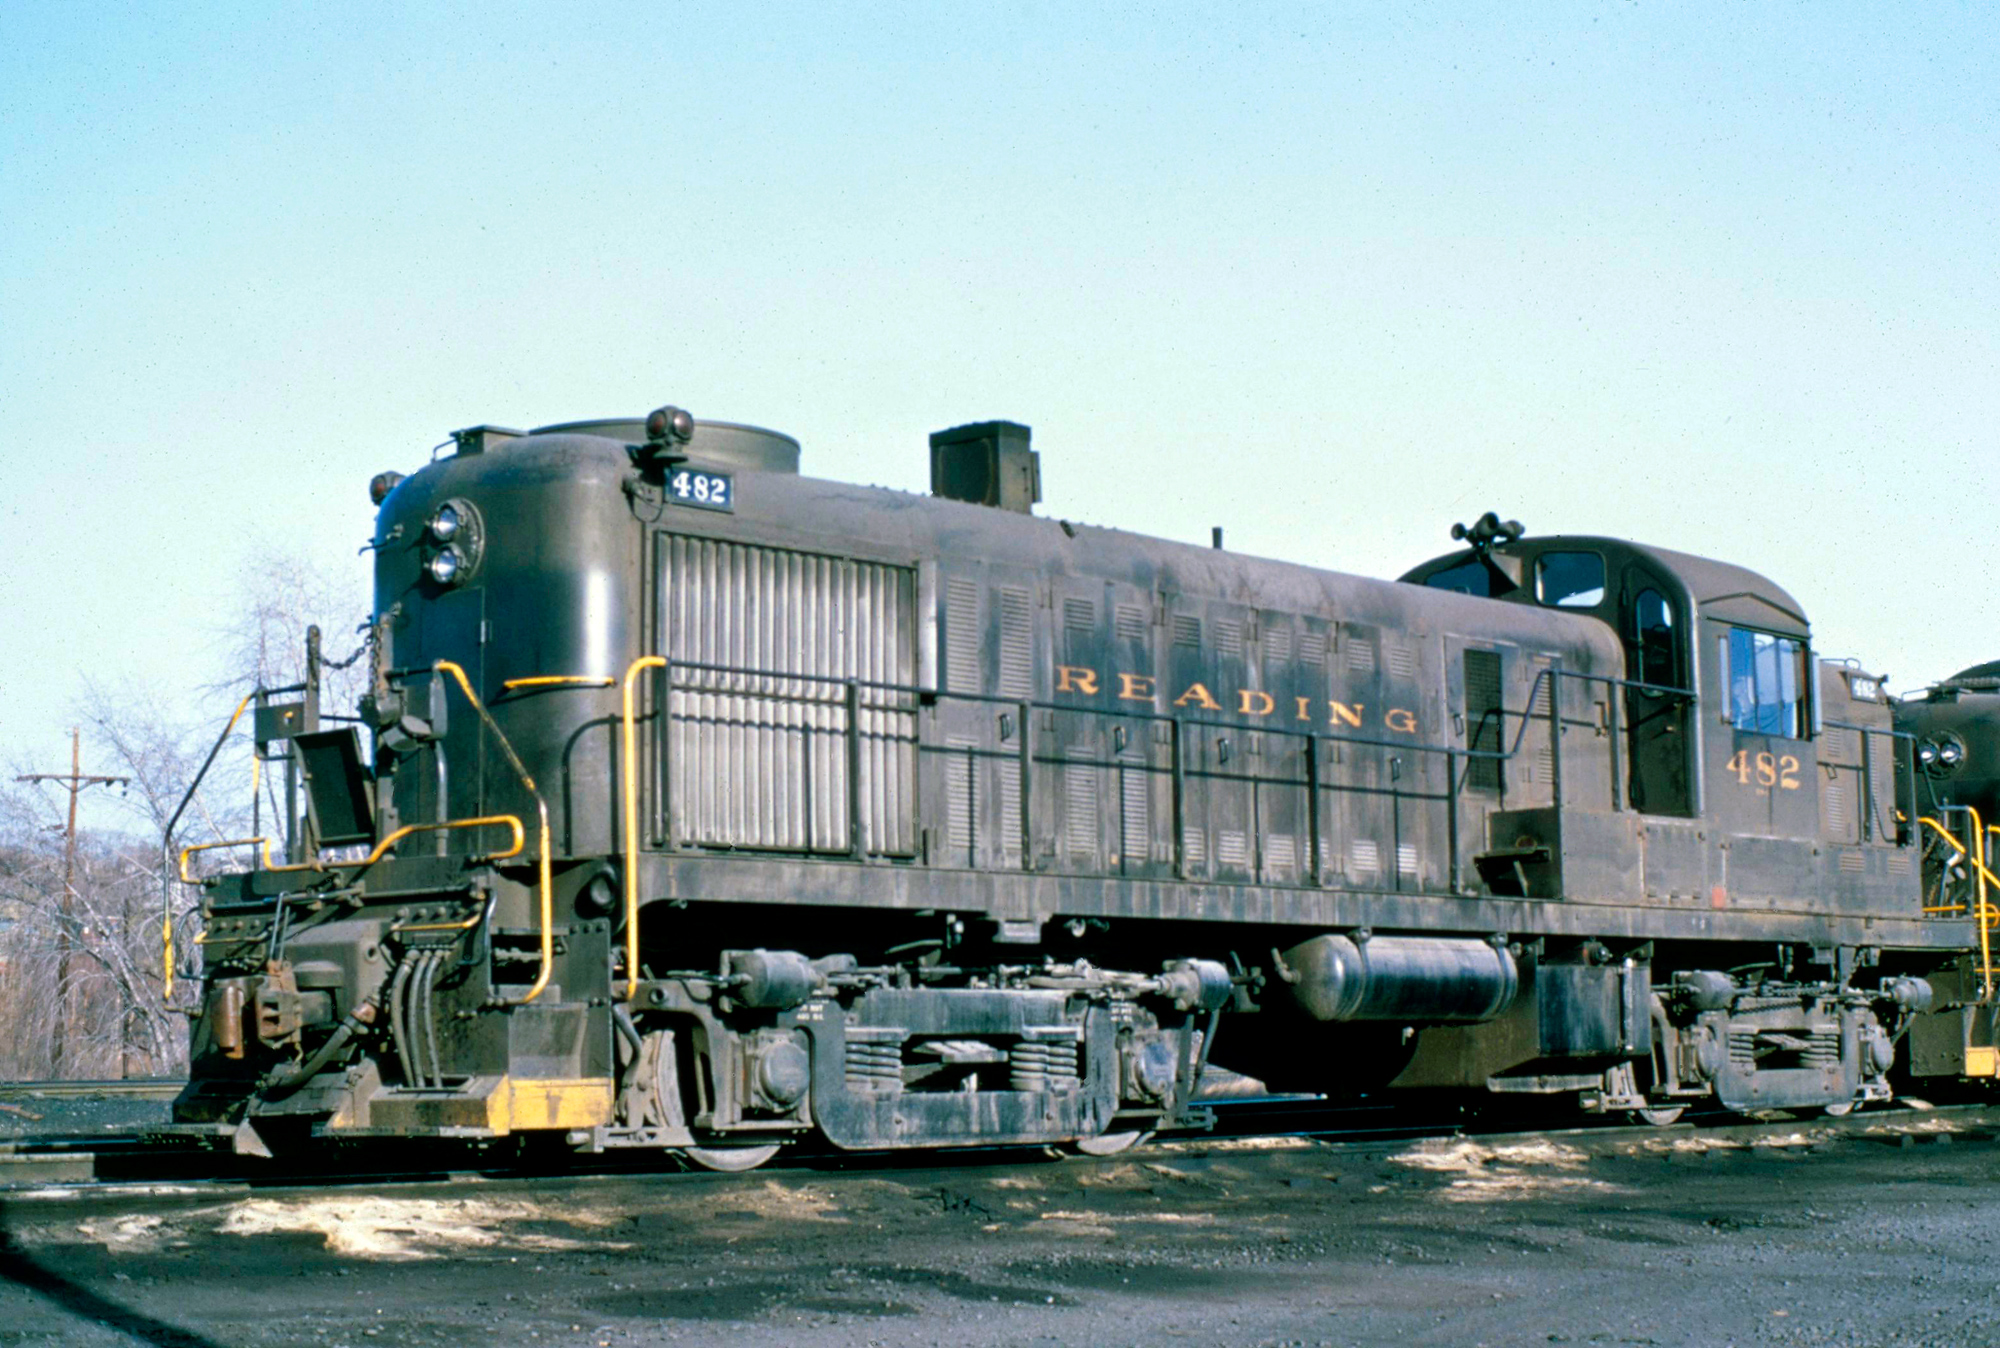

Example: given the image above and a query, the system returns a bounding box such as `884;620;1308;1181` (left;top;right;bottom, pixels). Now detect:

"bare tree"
0;541;372;1080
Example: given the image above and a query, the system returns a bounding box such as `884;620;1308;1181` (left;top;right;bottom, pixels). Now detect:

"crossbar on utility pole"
17;730;130;1077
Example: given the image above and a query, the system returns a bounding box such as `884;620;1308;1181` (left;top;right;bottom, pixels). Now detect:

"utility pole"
17;730;129;1079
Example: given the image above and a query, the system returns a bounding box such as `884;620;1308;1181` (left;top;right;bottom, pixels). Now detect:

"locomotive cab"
1401;527;1880;865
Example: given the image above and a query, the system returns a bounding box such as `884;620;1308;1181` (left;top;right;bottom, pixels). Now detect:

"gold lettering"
1174;682;1222;711
1329;701;1365;728
1295;696;1313;721
1117;673;1157;702
1238;689;1275;717
1383;708;1418;734
1056;665;1099;695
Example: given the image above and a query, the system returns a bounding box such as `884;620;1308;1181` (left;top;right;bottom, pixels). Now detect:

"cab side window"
1721;627;1808;738
1631;588;1678;689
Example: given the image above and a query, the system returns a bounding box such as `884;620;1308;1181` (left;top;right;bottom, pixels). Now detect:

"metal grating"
1173;615;1202;648
1299;631;1327;666
1465;649;1504;792
1265;627;1291;662
1116;604;1148;642
1388;645;1415;678
1215;621;1243;659
658;534;916;854
1346;641;1377;674
1064;597;1095;633
1350;839;1381;875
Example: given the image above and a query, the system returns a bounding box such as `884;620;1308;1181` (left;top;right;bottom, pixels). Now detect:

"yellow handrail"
360;814;526;867
165;690;257;998
621;655;669;999
434;660;554;1005
1920;811;1997;998
500;675;616;692
179;836;275;884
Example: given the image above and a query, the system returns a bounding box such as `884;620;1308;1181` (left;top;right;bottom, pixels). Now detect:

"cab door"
1621;580;1695;817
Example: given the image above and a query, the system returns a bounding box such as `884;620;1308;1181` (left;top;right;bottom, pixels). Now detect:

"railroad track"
0;1079;186;1101
0;1093;1990;1197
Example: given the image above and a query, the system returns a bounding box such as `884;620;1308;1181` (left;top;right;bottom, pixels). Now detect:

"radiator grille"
658;535;916;854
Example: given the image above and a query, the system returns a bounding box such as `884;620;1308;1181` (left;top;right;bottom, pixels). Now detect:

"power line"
17;730;130;1076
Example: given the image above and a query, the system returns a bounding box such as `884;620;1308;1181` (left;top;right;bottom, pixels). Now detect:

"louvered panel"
1346;641;1376;674
1116;605;1148;642
997;759;1023;863
1215;621;1243;658
1064;760;1100;857
1182;826;1207;869
944;737;977;855
1218;829;1250;868
1388;644;1415;678
659;534;916;856
1866;731;1895;844
1118;755;1149;864
1173;615;1201;647
1064;597;1095;633
997;586;1034;698
1823;780;1848;841
1299;631;1327;666
945;578;980;695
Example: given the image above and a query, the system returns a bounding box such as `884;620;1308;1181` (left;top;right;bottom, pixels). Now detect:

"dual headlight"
423;499;482;587
1917;735;1968;775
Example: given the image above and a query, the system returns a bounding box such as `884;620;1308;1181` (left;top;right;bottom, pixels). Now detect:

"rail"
1919;808;1999;998
614;655;1696;998
159;689;259;999
432;661;554;1004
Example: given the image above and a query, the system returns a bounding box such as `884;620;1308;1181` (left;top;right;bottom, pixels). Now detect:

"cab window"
1721;627;1808;738
1425;558;1494;597
1631;589;1678;689
1536;552;1605;608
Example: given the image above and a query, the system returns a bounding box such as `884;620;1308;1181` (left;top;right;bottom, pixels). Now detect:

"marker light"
429;547;464;586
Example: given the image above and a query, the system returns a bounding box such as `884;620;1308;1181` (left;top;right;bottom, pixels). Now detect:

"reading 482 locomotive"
173;407;1991;1162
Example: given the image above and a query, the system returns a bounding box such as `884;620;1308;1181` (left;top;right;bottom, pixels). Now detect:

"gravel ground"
0;1110;1996;1348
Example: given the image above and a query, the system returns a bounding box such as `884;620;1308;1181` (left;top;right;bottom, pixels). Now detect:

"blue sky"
2;2;1995;795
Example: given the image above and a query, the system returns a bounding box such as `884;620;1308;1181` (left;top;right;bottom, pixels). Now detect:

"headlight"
1940;737;1966;767
430;504;461;541
1918;741;1939;766
428;547;465;586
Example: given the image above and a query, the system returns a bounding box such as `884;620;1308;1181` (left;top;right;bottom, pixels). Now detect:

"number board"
667;468;733;512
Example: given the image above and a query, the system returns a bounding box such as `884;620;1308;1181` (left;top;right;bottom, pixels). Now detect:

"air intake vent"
930;420;1040;514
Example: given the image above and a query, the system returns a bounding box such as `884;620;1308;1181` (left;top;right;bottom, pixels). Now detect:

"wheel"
682;1142;784;1172
1071;1129;1153;1157
1631;1104;1687;1127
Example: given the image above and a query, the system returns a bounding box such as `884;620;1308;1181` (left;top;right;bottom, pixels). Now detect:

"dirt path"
1;1113;1995;1347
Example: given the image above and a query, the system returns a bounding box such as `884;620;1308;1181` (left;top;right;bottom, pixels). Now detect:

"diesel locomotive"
170;407;1995;1162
